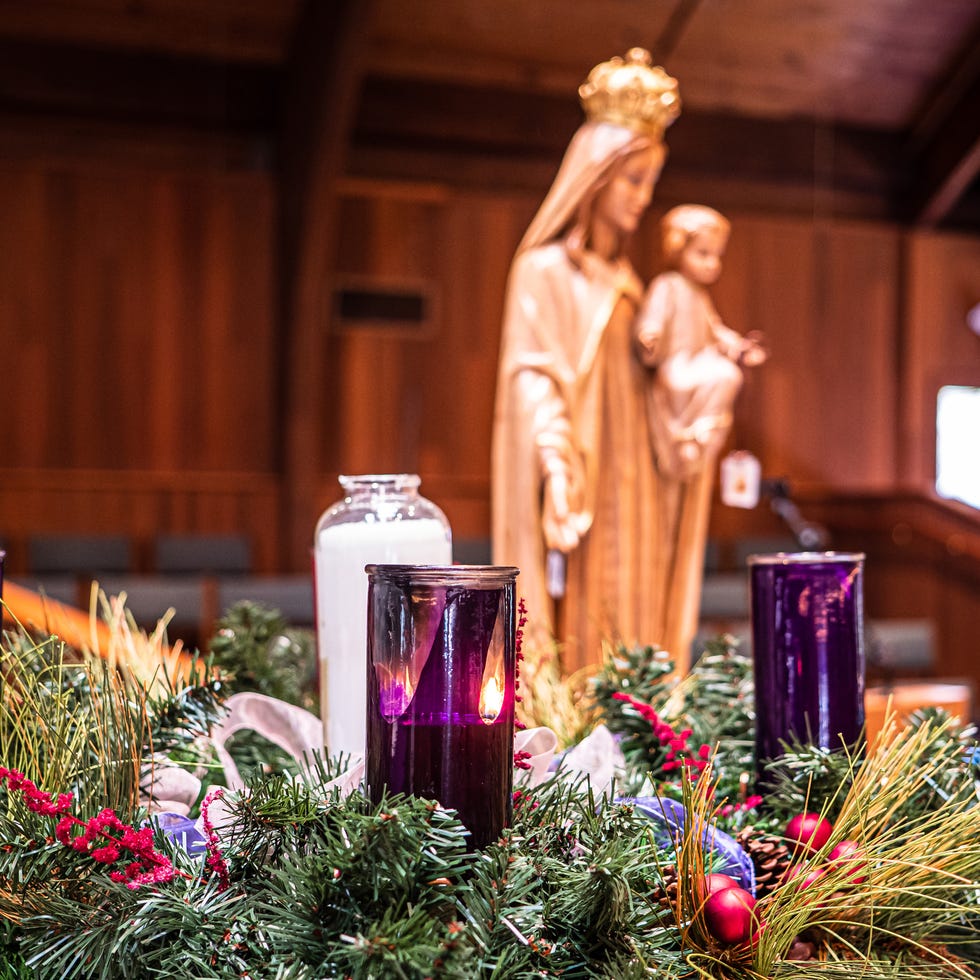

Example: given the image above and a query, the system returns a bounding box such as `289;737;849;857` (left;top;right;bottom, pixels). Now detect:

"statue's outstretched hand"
739;331;769;367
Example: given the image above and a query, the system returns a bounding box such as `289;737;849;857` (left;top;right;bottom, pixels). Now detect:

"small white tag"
720;451;761;509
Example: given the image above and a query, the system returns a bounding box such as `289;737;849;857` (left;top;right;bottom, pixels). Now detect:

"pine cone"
653;863;679;910
737;825;793;899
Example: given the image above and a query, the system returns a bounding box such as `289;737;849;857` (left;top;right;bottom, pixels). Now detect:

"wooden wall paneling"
709;215;900;493
70;173;155;469
700;216;900;552
0;469;280;575
902;230;980;493
0;170;48;467
60;173;94;466
116;176;159;469
171;178;225;468
197;174;277;471
717;215;820;484
815;220;900;489
327;186;535;543
0;151;280;571
46;168;275;470
329;189;446;476
0;165;276;475
417;193;524;538
118;174;186;470
145;176;188;470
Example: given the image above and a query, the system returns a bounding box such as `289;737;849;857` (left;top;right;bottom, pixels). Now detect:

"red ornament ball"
828;839;867;883
785;812;833;854
797;868;826;890
699;872;740;899
702;885;758;945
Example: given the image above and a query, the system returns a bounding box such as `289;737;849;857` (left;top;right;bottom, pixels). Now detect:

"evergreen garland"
1;605;979;978
591;637;756;805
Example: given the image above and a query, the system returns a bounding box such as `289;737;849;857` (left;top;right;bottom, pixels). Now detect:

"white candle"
315;518;451;758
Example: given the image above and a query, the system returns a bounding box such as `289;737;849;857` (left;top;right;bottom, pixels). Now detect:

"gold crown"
578;47;681;140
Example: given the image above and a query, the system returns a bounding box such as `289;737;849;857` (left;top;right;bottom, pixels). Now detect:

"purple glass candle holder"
749;552;866;776
365;564;518;849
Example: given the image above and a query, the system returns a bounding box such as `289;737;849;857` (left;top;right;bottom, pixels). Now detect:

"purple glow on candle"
366;565;518;849
750;553;865;772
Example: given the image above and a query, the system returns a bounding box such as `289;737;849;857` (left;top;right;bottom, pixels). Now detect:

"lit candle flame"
479;674;505;724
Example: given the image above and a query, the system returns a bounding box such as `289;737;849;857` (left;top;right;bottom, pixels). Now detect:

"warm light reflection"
375;664;416;721
479;675;505;724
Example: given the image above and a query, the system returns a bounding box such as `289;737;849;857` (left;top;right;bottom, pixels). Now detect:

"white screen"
936;385;980;509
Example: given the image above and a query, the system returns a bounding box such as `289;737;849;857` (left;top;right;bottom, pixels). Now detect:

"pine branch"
208;602;317;713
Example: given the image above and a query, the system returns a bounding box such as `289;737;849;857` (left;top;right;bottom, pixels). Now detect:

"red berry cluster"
200;789;231;893
513;598;528;733
714;794;764;819
55;810;175;888
0;767;72;817
512;789;539;813
611;691;712;776
0;766;175;890
783;812;867;888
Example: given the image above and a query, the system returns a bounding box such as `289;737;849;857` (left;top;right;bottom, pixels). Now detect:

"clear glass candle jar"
314;475;452;758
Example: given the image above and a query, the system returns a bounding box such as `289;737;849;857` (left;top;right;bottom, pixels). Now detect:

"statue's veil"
517;121;656;254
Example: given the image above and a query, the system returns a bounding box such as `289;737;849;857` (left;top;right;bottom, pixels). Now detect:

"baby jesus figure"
635;204;767;479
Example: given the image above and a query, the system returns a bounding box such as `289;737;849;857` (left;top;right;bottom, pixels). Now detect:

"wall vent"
331;277;436;337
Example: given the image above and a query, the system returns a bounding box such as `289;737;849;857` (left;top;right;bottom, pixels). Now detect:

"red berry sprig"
0;766;180;891
611;691;712;777
513;598;528;732
0;767;73;817
55;809;175;888
200;788;231;893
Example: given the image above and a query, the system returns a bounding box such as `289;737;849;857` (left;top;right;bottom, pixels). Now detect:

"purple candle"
365;564;518;849
749;552;866;775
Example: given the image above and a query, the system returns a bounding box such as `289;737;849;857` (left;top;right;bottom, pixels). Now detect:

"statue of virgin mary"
492;49;710;674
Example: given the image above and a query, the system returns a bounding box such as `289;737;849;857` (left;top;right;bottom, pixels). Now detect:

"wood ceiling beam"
278;0;378;568
0;38;277;131
351;75;906;220
906;30;980;227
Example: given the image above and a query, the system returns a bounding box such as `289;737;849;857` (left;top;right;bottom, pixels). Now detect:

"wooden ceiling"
1;0;979;228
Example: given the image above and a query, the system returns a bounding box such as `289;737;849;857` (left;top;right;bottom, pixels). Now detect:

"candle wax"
315;519;450;757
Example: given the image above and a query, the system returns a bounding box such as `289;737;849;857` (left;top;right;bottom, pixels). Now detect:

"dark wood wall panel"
0;159;279;572
0;164;276;473
322;183;537;538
